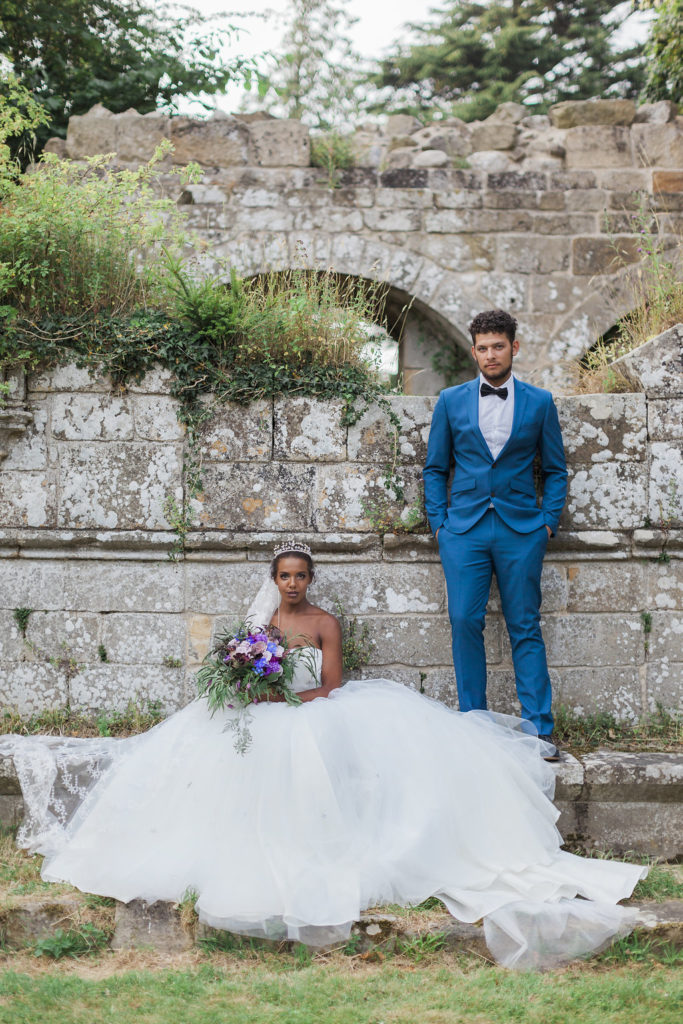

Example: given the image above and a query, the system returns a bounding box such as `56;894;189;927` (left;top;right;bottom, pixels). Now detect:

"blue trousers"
438;509;553;735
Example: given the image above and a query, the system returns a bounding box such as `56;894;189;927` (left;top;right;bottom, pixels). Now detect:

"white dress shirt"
478;372;515;460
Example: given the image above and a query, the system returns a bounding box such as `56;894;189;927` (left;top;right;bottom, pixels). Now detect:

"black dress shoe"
538;734;560;761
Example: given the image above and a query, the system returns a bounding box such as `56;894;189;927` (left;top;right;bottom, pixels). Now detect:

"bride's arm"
296;614;343;702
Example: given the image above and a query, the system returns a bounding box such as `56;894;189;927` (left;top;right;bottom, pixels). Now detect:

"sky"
179;0;436;114
181;1;652;115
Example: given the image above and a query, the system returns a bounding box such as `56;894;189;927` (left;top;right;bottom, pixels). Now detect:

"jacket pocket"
452;477;476;493
510;476;536;497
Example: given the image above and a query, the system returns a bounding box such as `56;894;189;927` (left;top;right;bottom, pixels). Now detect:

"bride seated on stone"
2;542;649;969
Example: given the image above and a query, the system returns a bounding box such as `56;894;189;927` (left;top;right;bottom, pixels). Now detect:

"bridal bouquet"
196;624;302;753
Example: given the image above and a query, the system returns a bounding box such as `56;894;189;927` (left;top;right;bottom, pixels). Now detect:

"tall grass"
0;145;196;325
573;196;683;394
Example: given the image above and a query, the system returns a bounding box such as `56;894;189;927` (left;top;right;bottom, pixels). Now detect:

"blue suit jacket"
423;378;568;536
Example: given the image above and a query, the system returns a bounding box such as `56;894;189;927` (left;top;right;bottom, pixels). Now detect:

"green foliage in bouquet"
196;625;312;754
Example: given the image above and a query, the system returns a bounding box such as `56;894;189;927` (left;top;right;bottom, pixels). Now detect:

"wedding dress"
1;647;648;969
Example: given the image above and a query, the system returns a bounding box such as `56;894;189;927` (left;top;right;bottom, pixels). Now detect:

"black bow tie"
480;382;508;400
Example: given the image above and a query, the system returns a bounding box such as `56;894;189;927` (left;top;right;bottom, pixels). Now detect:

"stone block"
648;442;683;528
646;658;682;714
411;124;472;158
0;611;28;662
385;147;416;170
273;398;347;461
564;126;633;169
653;171;683;193
379;169;429;189
556;393;647;463
0;897;88;949
112;900;193;952
70;664;186;713
1;402;48;471
99;613;184;665
313;562;445;616
127;366;176;395
363;208;423;232
0;663;68;715
313;463;423;533
553;666;643;721
362;614;481;667
566;562;646;613
133;396;184;441
0;794;23;827
564;462;648;530
384;115;421;137
541;613;644;667
648;561;683;611
22;610;101;663
347;396;436;464
114;109;171;162
382;534;440;562
612;323;683;398
197;399;272;462
413;150;449;168
0;470;57;528
572;236;640;274
185;562;276;616
57;442;182;530
409;233;496;273
632;123;683;168
497;236;570;273
634;101;678;125
581;801;682;860
195;462;315;531
59;562;184;614
249;119;310;167
51;394;134;440
469;122;518;151
549;100;636;129
530;275;585;314
648;612;683;663
648;400;683;442
170;113;249;166
65;104;117;157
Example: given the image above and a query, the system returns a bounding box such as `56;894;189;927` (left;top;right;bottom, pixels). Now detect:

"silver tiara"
273;540;312;559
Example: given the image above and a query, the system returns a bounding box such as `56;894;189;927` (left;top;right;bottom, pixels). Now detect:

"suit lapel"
467;378;493;461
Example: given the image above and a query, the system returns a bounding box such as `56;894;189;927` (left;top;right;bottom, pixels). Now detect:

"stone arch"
202;233;492;393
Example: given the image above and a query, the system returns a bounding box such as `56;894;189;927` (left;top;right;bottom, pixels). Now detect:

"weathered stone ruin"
43;98;683;392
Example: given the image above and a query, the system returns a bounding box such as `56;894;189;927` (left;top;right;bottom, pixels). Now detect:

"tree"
640;0;683;104
372;1;647;121
251;0;365;129
0;1;251;144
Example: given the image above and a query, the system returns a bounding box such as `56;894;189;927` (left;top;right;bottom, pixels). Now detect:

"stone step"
2;749;681;858
1;893;681;957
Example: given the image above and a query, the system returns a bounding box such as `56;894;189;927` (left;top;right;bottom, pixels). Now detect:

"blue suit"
423;378;567;734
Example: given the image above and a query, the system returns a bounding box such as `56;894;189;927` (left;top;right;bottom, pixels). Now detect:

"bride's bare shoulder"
307;605;342;637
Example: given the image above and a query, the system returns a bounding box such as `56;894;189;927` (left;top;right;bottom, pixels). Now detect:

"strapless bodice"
290;647;322;693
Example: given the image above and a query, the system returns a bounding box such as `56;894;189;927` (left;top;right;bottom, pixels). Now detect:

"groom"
423;309;567;759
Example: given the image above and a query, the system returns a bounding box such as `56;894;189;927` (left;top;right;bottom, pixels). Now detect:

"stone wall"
1;327;681;722
43;98;683;391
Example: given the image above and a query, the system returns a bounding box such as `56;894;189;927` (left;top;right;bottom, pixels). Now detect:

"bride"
2;542;648;969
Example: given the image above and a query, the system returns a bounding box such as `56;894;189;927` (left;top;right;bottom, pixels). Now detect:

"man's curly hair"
468;310;517;345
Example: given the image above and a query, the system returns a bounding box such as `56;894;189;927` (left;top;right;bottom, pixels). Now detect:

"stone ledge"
0;527;681;560
0;892;680;955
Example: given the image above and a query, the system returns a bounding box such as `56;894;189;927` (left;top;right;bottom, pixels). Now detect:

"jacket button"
492;461;497;467
491;490;496;497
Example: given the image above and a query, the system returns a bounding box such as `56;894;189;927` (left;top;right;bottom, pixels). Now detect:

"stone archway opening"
242;270;476;396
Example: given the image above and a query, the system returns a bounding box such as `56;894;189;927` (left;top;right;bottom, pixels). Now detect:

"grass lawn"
0;950;682;1024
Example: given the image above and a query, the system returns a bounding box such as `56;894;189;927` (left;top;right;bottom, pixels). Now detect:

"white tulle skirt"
3;680;648;968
